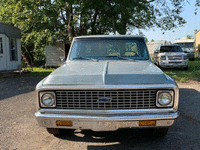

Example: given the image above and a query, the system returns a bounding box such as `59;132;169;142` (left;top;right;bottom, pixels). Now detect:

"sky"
132;1;200;43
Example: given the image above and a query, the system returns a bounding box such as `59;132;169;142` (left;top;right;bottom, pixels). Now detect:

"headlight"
156;91;173;107
183;55;188;60
161;56;166;60
40;92;56;107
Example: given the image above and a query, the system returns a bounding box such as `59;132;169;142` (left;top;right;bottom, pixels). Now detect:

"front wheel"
155;61;162;69
47;128;62;135
183;66;188;70
151;128;169;137
46;128;73;135
190;58;195;61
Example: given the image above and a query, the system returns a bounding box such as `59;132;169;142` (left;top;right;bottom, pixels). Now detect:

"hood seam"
103;61;109;84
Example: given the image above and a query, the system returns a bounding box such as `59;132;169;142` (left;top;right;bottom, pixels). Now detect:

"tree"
0;0;199;66
0;0;75;66
194;29;198;35
151;39;155;42
186;35;193;39
144;37;148;43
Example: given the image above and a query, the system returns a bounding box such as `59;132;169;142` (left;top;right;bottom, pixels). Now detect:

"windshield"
69;38;149;60
160;46;183;52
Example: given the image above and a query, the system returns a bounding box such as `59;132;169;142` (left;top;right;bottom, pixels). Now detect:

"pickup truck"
153;44;189;70
35;35;179;137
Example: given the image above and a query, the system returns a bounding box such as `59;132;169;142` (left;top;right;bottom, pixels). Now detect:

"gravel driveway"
0;76;199;150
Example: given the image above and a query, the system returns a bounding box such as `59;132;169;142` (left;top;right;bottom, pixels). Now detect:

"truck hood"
159;52;187;56
43;61;171;85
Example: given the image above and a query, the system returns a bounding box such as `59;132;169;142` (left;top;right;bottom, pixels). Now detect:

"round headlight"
41;93;55;106
161;56;166;60
158;92;172;106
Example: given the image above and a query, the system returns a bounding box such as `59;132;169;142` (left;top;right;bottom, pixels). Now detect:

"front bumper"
160;60;188;68
35;111;179;131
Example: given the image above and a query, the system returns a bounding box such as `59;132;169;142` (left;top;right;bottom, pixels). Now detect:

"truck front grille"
55;90;157;110
168;56;182;60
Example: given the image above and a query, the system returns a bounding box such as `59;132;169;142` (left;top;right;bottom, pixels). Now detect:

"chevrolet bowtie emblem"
98;97;112;103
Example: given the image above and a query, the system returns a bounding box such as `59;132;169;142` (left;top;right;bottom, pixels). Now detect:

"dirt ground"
0;76;199;150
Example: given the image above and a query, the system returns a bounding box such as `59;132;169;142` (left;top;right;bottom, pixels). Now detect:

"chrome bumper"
35;111;179;131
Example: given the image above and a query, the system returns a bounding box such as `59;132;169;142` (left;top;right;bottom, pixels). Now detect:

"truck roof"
75;35;144;39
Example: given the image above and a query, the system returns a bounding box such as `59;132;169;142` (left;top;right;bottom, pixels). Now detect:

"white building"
0;23;21;71
45;41;70;67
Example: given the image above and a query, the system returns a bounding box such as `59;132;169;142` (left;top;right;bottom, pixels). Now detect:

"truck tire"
46;128;64;135
46;128;74;136
190;58;195;61
152;128;169;137
155;61;162;69
183;66;188;70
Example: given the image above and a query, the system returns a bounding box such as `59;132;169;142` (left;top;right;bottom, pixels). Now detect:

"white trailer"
174;38;195;60
0;23;21;71
45;41;70;67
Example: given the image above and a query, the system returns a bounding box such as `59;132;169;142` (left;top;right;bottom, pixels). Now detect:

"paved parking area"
0;77;199;150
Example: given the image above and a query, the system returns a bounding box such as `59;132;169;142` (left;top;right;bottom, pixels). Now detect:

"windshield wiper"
105;56;135;61
72;57;99;62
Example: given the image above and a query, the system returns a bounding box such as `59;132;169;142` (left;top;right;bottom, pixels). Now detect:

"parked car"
35;35;179;137
153;44;189;70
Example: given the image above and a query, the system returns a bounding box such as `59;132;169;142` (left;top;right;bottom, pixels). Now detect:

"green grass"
163;59;200;82
22;67;55;77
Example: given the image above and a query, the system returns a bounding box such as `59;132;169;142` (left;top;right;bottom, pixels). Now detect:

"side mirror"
154;50;159;54
152;59;157;64
59;57;66;63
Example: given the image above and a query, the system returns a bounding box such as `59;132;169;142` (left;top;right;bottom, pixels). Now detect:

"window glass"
70;38;149;60
160;46;183;52
0;38;3;54
10;38;17;61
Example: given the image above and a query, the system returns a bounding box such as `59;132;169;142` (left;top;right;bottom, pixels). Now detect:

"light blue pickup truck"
35;35;179;137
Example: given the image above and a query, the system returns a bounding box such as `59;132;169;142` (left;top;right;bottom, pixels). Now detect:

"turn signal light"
56;120;73;126
139;120;156;126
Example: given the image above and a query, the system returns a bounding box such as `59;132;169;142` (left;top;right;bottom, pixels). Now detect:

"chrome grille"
169;62;182;64
55;90;157;110
168;56;182;60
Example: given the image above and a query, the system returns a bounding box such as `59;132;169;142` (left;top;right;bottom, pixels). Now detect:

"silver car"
153;44;189;70
35;35;179;137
